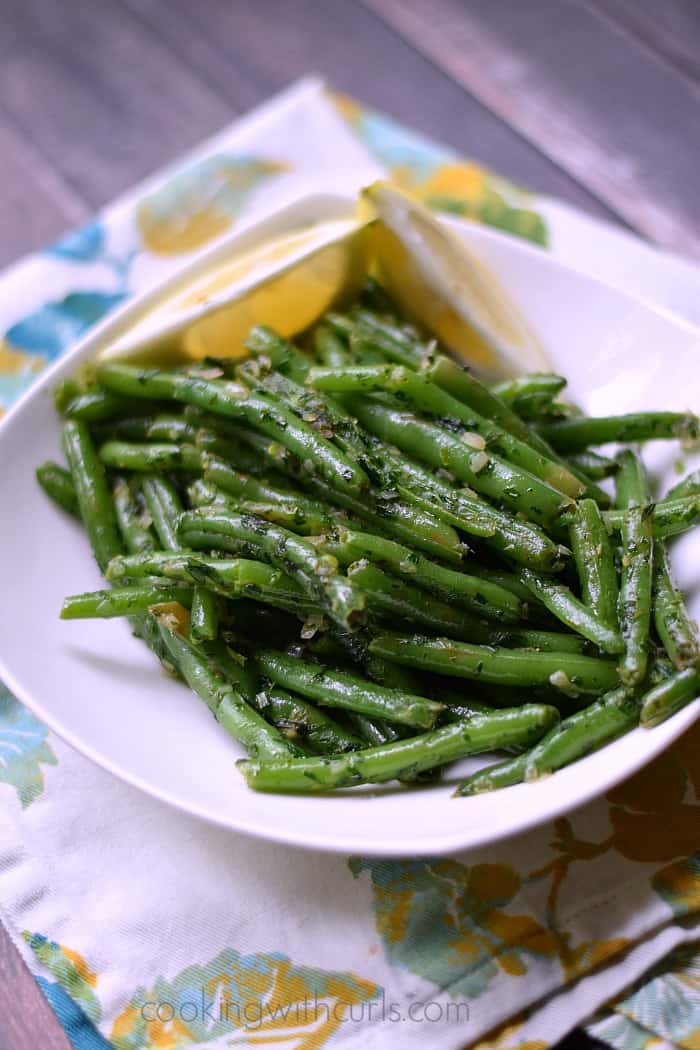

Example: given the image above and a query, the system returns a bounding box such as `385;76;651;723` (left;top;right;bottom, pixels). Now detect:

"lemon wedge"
361;181;549;378
99;217;370;364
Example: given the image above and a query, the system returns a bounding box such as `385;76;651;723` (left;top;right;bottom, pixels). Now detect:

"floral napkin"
2;76;700;1050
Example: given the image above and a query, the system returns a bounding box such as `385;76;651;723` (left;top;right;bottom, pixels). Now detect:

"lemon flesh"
99;219;370;365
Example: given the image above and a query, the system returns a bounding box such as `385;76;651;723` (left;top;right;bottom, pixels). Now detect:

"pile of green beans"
38;280;700;797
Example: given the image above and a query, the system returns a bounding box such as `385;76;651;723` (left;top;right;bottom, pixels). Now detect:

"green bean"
524;688;638;780
348;399;571;527
257;649;444;729
539;411;700;451
255;687;363;754
491;374;567;404
97;364;368;497
177;507;365;631
653;545;700;670
602;495;700;538
155;616;298;760
61;584;193;619
567;451;618;481
349;309;424;368
567;498;619;629
615;455;654;686
313;325;352;367
495;629;589;654
140;475;183;551
36;461;79;517
615;449;648;509
107;551;316;616
323;527;521;622
190;586;220;643
666;469;700;502
519;569;622;653
309;364;583;498
347;560;494;641
245;325;312;382
63;389;161;423
369;632;619;694
454;753;529;796
289;472;466;565
98;440;202;473
617;506;654;686
62;420;123;572
382;449;566;571
54;377;81;413
238;704;560;793
640;667;700;727
203;455;307;503
112;476;156;554
422;354;606;499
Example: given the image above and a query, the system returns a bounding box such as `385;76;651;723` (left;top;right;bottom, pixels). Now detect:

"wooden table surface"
0;1;698;1047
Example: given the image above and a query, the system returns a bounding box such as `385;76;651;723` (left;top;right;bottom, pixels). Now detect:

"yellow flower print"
350;857;558;999
137;155;287;256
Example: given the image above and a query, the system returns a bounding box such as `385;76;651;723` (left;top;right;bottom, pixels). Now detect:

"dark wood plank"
0;922;71;1050
120;0;624;225
588;0;700;84
364;0;700;257
0;0;235;210
0;112;90;267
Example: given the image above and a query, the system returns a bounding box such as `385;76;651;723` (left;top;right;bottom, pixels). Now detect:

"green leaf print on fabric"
0;684;57;808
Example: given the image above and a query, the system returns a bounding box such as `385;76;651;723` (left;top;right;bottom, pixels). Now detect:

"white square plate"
1;200;698;855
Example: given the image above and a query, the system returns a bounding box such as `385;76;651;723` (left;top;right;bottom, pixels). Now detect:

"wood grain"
0;0;233;209
363;0;700;257
0;112;90;267
0;923;71;1050
588;0;700;83
120;0;623;223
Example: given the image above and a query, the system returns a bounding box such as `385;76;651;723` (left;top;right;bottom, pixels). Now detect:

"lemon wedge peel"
361;181;550;379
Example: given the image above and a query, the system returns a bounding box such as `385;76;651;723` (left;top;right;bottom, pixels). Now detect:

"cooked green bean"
615;455;654;686
257;649;444;729
140;475;183;551
568;498;619;629
567;451;619;481
62;420;123;572
97;364;368;497
454;753;529;796
382;450;565;571
61;584;192;619
369;632;619;694
539;412;700;451
156;616;299;760
653;546;700;670
309;364;583;498
640;667;700;727
666;469;700;502
98;440;202;473
519;569;623;654
177;507;365;631
239;703;560;792
524;688;638;780
347;560;496;641
112;476;156;554
36;461;79;517
323;527;521;622
190;586;220;643
255;687;363;754
348;400;572;527
603;495;700;538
